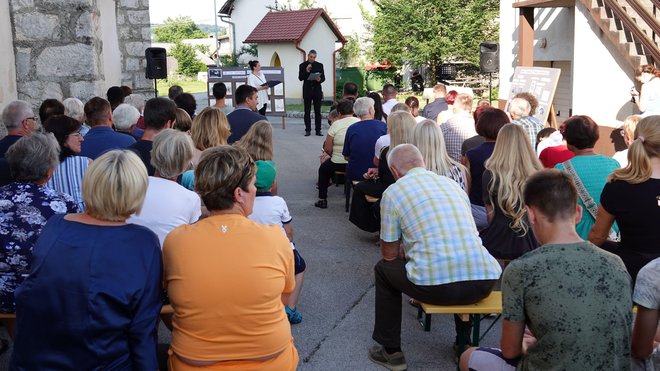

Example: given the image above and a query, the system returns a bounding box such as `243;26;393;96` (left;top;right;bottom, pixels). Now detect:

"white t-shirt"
374;134;391;160
612;149;628;168
128;176;201;247
327;116;360;164
382;98;398;116
249;194;294;249
632;258;660;371
247;72;269;107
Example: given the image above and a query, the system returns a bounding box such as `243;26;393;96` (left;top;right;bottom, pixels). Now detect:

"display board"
207;66;286;127
506;66;561;128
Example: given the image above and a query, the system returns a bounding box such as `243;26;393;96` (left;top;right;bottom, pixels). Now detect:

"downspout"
219;14;236;57
332;41;347;103
295;41;307;104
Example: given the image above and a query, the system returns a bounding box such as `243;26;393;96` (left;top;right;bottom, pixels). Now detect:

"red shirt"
539;145;575;168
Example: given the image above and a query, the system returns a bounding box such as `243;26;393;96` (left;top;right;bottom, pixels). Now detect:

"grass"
156;78;207;97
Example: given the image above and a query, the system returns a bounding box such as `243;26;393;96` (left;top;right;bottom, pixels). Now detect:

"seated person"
342;97;387;183
249;161;306;324
163;146;298;371
613;114;643;168
11;150;162;369
631;258;660;370
461;169;632;371
369;144;501;371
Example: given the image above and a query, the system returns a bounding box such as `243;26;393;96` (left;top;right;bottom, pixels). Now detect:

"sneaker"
304;131;311;136
316;130;323;136
314;199;328;209
286;306;303;324
367;345;407;371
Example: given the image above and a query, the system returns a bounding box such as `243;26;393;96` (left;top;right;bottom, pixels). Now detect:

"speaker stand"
153;79;158;98
488;73;493;104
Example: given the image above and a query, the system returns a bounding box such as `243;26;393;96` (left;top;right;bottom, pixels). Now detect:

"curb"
285;111;329;119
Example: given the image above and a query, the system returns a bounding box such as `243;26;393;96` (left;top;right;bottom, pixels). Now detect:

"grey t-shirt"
503;242;632;370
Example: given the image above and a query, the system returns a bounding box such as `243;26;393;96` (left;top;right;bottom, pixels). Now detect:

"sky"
149;0;223;25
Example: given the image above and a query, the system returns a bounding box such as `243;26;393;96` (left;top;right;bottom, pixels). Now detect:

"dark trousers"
318;159;345;199
372;258;496;348
304;90;322;132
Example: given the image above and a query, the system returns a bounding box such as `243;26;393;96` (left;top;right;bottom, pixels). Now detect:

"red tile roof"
244;9;346;44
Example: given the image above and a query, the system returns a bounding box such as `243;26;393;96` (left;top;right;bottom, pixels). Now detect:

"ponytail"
609;116;660;183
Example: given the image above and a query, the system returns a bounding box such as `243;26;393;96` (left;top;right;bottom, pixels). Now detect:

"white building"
499;0;658;154
243;8;346;102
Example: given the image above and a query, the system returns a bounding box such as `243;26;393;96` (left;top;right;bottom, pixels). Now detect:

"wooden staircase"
579;0;660;69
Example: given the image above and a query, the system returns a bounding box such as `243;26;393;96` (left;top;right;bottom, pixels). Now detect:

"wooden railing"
600;0;660;66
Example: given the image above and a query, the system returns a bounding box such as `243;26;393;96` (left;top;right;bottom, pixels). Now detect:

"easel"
548;104;558;129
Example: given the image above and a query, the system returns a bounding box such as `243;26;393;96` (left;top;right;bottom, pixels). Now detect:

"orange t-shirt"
163;214;295;362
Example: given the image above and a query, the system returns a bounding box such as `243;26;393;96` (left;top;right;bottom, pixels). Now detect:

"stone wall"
7;0;153;111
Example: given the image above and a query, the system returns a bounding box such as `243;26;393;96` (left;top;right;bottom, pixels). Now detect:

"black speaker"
145;47;167;79
479;42;499;73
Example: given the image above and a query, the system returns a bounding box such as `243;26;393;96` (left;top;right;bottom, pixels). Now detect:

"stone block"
19;81;63;104
36;44;98;78
75;12;94;39
42;0;92;7
125;41;146;57
14;13;59;41
15;48;31;78
126;10;149;25
69;81;101;101
118;0;140;9
141;27;151;41
10;0;35;11
125;57;140;71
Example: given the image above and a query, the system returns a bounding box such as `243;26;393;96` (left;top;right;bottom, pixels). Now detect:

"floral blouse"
0;183;78;313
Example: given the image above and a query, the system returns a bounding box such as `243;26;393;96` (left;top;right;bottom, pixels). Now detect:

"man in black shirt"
298;50;325;136
128;97;176;176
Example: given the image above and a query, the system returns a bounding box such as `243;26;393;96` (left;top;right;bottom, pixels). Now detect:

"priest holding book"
298;50;325;136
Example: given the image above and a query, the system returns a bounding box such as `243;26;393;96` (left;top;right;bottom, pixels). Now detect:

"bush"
171;42;205;76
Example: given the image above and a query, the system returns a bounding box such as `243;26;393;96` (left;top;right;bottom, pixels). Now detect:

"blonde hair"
234;120;273;160
387;111;416;149
622;114;642;145
485;124;542;234
609;116;660;183
411;120;468;188
83;150;148;222
151;129;194;178
173;108;193;132
190;107;230;150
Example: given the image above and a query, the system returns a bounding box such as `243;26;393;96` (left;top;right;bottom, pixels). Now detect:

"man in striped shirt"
368;144;501;371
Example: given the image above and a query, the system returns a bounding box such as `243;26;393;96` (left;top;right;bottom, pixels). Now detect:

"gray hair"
124;94;146;112
509;97;531;118
62;98;85;122
353;97;375;117
390;103;410;113
2;100;33;130
112;103;141;131
151;129;194;178
6;132;59;183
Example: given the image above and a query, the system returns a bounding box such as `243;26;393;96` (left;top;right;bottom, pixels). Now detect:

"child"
248;160;306;324
460;169;632;371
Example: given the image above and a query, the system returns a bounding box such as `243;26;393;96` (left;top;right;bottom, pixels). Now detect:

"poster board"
207;66;286;127
507;66;561;127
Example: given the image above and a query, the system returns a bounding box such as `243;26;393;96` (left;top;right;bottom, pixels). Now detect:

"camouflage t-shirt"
503;242;632;370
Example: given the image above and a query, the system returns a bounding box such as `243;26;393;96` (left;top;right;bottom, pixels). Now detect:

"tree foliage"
154;16;208;43
171;42;205;76
337;35;363;68
371;0;498;80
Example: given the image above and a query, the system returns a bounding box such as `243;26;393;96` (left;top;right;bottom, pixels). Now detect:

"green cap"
255;160;276;192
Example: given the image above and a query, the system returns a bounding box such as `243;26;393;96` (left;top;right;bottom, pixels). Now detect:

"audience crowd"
0;64;659;371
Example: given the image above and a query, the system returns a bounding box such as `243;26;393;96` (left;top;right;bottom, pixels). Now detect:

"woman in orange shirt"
163;145;298;371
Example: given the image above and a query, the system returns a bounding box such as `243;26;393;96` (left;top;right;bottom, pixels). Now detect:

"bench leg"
416;308;432;332
344;180;351;212
455;314;471;360
472;314;481;347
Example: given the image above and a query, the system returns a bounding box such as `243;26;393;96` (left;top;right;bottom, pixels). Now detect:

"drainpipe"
219;14;236;57
332;41;347;103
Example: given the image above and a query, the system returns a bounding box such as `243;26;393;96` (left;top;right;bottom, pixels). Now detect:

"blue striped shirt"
380;167;501;285
47;156;90;211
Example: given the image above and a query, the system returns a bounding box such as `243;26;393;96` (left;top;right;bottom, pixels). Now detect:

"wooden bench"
416;291;503;358
0;305;176;320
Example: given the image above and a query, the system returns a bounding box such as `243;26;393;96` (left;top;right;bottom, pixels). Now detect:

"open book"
260;80;282;88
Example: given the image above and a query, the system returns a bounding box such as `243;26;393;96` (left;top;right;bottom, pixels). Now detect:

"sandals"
314;199;328;209
285;306;303;324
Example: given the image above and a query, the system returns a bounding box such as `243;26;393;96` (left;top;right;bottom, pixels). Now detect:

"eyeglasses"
68;131;83;138
24;117;36;122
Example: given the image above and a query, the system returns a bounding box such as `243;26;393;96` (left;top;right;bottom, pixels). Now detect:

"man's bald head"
388;144;425;179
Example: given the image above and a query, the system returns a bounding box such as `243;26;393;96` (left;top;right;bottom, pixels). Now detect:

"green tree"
297;0;317;9
371;0;498;81
154;16;207;43
337;35;362;68
171;42;205;76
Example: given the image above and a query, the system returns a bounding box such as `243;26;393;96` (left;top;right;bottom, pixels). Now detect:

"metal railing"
600;0;660;66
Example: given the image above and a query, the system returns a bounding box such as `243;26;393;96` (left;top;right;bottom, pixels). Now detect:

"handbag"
562;160;620;241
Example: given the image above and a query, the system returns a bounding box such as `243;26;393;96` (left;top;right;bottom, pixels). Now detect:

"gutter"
219;14;236;56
